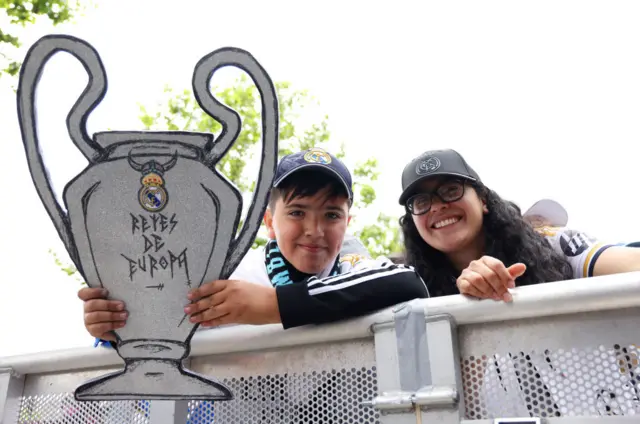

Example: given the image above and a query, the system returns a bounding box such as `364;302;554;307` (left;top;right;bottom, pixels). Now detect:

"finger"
87;321;125;339
84;299;125;313
457;278;487;299
184;296;210;315
84;311;128;325
98;333;117;342
200;313;232;328
207;290;227;309
470;260;507;298
507;263;527;281
482;256;513;287
190;303;230;324
185;288;228;315
481;257;514;302
463;271;497;298
78;287;109;301
467;262;503;298
457;273;492;297
188;280;226;301
184;291;221;315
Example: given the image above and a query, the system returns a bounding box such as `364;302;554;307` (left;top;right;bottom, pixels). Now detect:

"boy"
80;147;428;343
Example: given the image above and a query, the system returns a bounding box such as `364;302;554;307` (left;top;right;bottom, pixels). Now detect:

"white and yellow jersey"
533;225;638;279
533;225;608;279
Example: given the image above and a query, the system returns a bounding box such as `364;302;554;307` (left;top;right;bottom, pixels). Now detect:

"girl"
398;148;640;419
398;149;640;301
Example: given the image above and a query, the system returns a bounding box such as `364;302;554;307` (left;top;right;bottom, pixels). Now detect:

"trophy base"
74;359;233;401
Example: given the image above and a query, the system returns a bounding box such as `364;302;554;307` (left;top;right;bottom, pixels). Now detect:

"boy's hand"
185;280;281;327
77;287;128;341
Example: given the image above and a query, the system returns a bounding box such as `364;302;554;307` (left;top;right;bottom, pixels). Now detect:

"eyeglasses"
405;180;466;215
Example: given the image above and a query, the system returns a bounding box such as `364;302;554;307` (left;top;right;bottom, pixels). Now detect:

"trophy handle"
192;47;279;277
17;35;108;265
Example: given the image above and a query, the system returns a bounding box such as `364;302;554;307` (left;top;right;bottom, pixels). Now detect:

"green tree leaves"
0;0;86;77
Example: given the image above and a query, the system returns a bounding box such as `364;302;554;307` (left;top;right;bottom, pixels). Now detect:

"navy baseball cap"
399;149;481;205
274;147;354;201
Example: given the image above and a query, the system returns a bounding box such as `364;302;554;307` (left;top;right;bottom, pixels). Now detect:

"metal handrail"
1;271;639;375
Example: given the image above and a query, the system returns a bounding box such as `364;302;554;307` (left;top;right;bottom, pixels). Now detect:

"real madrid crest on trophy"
16;34;279;401
128;151;177;213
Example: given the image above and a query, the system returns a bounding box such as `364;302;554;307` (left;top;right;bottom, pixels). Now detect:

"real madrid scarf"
264;239;341;287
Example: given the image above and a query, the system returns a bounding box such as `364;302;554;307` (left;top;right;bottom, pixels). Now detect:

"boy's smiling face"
264;184;351;274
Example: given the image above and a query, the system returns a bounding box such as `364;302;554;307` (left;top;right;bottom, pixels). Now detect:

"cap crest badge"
303;148;332;165
415;156;441;175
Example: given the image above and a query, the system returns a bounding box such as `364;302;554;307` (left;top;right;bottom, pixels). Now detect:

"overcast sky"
2;0;640;357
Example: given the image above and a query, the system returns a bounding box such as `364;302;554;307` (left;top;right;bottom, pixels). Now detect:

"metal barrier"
1;271;639;423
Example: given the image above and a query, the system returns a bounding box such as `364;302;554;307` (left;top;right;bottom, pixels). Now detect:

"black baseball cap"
399;149;481;205
274;147;354;201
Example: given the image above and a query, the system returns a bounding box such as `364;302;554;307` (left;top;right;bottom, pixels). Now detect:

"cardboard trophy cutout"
17;34;279;401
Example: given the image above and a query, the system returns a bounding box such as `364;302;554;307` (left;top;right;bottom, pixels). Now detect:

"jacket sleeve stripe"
307;262;407;288
309;267;416;296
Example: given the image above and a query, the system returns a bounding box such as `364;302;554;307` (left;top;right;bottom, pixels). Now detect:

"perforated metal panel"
462;343;640;419
14;393;150;423
186;367;380;423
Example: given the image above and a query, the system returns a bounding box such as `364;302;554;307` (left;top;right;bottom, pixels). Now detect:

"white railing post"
364;300;463;424
148;400;190;424
174;400;190;423
367;306;417;424
147;357;192;424
416;313;464;423
0;368;24;424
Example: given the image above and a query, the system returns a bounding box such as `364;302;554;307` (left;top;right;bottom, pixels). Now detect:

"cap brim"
523;199;568;227
274;164;353;200
398;172;478;205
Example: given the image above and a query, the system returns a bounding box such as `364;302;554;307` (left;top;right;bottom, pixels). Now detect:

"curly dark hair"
400;182;574;297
